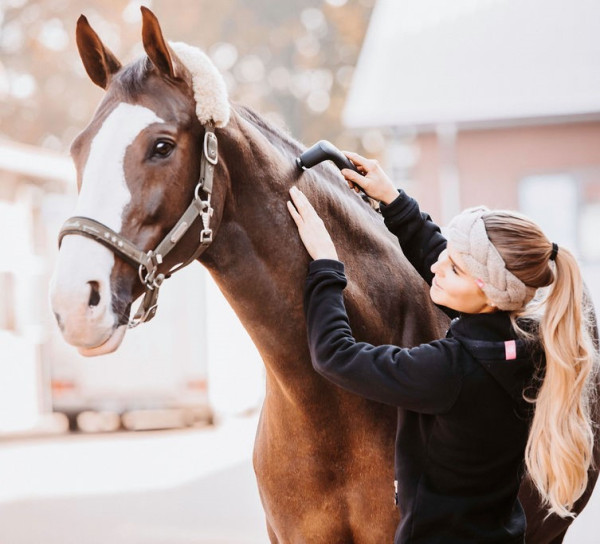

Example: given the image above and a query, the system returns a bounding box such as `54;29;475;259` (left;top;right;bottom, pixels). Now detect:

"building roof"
343;0;600;130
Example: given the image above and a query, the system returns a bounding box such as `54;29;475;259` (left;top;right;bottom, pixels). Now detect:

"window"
519;172;600;263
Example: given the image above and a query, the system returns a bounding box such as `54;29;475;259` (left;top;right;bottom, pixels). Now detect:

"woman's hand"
287;186;338;261
341;151;399;205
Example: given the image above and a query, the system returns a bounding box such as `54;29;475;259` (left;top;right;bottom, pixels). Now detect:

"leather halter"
58;126;218;328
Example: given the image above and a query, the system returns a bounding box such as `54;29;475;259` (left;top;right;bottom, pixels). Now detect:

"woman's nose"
431;251;447;275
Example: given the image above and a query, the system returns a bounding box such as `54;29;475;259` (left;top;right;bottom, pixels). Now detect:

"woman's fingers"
289;185;304;205
341;168;365;185
342;151;398;204
289;186;317;218
287;200;302;226
340;171;364;193
287;186;338;260
288;187;303;215
343;150;368;170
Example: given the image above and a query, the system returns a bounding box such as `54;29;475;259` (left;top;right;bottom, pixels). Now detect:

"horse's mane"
234;103;304;160
233;102;384;228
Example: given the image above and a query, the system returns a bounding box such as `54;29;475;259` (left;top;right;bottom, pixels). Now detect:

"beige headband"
446;207;537;311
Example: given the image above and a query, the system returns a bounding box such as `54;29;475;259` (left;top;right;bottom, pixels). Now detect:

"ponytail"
484;212;598;518
523;248;597;517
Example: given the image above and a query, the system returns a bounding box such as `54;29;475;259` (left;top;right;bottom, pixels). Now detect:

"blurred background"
0;0;599;542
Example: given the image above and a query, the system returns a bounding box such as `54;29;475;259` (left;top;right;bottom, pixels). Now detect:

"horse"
49;7;599;543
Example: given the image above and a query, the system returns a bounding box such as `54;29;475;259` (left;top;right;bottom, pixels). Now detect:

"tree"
0;0;374;153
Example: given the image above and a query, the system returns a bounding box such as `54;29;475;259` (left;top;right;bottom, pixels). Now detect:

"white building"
343;0;600;305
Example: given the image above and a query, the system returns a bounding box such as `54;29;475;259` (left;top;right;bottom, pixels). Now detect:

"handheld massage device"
296;140;359;173
295;140;379;210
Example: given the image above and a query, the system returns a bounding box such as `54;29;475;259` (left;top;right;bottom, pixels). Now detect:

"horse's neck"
199;108;444;387
200;110;311;367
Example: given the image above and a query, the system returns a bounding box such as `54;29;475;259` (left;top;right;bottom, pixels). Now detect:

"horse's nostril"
88;281;101;307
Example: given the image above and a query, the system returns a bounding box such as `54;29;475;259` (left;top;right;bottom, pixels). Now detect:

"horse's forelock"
113;57;153;98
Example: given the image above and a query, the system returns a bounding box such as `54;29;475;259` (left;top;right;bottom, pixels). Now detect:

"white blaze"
51;103;163;348
77;102;163;227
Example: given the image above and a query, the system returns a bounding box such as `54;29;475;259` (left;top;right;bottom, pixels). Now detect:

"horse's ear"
76;15;122;90
141;6;176;79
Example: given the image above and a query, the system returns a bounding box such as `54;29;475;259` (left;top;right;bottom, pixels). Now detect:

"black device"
296;140;360;173
296;140;378;210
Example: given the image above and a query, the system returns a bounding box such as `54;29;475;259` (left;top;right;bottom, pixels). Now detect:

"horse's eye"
152;140;175;158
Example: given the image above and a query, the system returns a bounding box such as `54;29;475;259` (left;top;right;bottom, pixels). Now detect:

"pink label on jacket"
505;340;517;360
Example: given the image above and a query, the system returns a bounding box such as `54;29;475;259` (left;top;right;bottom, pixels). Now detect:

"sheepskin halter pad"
446;206;537;311
169;41;230;127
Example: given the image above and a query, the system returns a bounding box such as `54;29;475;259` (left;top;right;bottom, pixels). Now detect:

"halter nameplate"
58;125;218;327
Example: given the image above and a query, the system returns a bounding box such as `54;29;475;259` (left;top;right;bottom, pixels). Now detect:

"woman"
286;152;597;543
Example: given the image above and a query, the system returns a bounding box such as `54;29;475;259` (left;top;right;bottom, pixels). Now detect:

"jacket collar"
449;311;516;342
449;312;541;404
448;311;533;362
449;310;542;369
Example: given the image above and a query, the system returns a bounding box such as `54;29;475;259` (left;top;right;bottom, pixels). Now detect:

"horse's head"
50;7;230;356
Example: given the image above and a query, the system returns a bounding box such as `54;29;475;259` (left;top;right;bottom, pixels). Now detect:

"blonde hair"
484;211;598;518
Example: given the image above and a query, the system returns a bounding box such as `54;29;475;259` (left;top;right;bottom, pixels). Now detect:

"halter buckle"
203;131;218;166
137;250;165;291
200;229;213;244
128;296;159;328
129;266;165;328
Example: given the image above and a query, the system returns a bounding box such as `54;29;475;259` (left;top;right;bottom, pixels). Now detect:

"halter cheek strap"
58;125;218;327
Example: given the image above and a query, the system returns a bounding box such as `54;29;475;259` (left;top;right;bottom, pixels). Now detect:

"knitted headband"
446;207;537;311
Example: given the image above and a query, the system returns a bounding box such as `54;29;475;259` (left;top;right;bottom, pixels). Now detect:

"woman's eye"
152;140;175;158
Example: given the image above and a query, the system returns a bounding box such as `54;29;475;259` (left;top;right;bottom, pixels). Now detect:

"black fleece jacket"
303;191;541;543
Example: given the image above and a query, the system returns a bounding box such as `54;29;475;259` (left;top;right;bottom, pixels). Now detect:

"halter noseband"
58;126;218;328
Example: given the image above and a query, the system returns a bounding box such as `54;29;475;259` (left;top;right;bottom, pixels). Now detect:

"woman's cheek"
429;284;444;305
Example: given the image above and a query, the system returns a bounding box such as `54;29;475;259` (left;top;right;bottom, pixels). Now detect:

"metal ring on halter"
138;263;158;289
194;182;202;202
138;264;147;286
194;181;213;209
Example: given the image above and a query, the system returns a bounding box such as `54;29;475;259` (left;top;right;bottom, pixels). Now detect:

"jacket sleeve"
380;190;446;287
304;260;462;414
